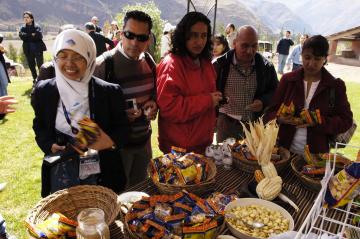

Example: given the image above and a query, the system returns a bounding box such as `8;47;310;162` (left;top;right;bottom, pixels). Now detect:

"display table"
108;163;343;239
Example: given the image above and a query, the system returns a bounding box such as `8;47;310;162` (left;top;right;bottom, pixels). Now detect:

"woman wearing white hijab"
32;29;129;197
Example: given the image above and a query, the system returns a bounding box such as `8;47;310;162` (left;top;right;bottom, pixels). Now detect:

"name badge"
79;149;101;180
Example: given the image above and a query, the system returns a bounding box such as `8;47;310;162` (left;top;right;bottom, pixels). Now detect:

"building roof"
326;25;360;41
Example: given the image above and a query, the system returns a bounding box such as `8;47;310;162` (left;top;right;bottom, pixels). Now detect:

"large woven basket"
147;157;217;195
26;185;120;227
232;149;293;174
290;155;322;192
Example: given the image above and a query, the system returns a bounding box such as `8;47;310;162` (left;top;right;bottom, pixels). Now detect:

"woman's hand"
88;128;114;151
51;143;66;153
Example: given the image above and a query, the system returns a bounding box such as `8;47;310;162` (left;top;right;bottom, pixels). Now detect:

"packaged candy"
154;203;173;221
171;146;187;157
325;151;360;208
302;165;326;176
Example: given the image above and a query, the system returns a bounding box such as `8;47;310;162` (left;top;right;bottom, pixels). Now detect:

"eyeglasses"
123;31;149;42
55;55;86;64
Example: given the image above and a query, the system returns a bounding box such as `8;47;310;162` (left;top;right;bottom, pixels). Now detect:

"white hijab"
53;29;97;136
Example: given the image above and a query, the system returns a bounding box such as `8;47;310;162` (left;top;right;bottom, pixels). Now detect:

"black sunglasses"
123;31;149;42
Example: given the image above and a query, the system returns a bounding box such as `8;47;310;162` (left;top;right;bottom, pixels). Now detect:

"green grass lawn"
0;76;359;237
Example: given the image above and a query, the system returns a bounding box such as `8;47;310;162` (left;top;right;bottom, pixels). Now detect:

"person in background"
157;12;222;154
19;11;46;82
212;34;230;59
93;10;157;188
91;16;102;33
84;22;114;57
286;34;309;71
276;30;294;74
107;20;119;40
0;34;10;97
265;35;353;155
32;29;129;197
160;23;175;58
213;25;278;141
225;23;236;49
112;30;121;48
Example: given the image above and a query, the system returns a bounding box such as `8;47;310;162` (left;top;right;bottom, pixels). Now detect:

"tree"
115;1;165;63
18;48;28;68
7;43;17;62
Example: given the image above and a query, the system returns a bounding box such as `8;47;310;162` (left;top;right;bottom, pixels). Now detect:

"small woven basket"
147;157;217;195
290;155;322;192
232;150;292;174
26;185;120;226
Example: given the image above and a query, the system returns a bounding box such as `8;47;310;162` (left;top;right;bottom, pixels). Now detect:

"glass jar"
76;208;110;239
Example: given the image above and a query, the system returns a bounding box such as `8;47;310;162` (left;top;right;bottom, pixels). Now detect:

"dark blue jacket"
19;23;47;55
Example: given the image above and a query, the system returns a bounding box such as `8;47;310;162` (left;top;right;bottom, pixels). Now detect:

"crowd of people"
0;10;354;200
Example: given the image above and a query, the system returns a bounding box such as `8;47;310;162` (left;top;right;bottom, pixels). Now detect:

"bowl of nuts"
224;198;294;239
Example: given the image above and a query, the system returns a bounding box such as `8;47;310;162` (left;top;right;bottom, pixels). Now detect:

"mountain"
239;0;313;34
0;0;356;35
262;0;360;35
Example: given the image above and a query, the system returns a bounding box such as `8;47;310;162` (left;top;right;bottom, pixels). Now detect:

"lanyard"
61;101;79;135
61;78;96;135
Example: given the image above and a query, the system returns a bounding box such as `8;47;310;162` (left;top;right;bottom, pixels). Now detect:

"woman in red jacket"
156;12;222;154
265;35;353;155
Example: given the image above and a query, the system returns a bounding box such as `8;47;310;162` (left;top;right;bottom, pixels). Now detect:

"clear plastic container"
76;208;110;239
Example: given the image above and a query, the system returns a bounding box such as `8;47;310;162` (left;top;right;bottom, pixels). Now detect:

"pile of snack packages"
25;213;77;239
325;150;360;208
72;117;101;154
302;145;350;177
277;101;322;125
150;147;210;185
125;190;237;239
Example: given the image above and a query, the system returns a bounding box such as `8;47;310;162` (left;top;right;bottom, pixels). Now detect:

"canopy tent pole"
186;0;218;35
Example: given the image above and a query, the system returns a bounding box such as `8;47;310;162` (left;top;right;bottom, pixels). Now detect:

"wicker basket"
26;185;120;227
232;148;292;174
290;155;322;192
147;157;217;195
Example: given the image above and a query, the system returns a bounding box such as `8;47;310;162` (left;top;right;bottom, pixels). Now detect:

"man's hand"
211;91;223;107
88;128;114;151
142;100;158;120
51;143;66;153
126;108;142;122
245;99;263;112
0;96;17;114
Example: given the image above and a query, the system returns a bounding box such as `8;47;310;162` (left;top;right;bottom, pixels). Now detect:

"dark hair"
303;34;309;39
0;34;3;44
123;10;153;33
286;30;291;34
213;34;230;54
302;35;329;58
84;22;95;31
229;24;235;30
171;11;212;60
23;11;34;25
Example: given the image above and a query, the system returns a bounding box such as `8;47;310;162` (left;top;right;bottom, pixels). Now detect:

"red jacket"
157;54;216;154
265;67;353;153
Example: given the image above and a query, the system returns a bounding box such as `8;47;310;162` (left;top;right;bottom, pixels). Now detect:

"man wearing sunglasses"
94;10;157;189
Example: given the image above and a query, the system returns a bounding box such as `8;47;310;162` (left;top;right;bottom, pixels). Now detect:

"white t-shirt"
290;80;320;155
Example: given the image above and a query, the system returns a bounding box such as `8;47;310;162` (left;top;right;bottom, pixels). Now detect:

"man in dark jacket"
213;25;278;142
276;30;294;74
84;22;114;56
